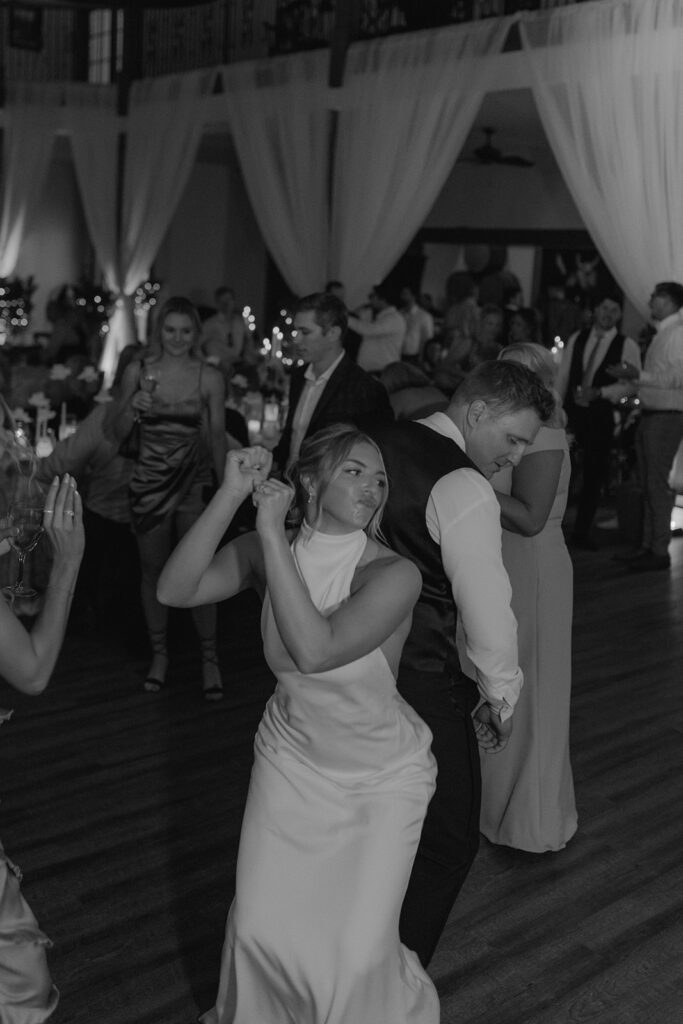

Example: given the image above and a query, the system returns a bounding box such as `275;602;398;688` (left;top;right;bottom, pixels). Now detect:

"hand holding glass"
3;505;44;599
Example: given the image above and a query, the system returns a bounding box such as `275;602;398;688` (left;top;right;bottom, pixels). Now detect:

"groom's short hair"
452;360;554;423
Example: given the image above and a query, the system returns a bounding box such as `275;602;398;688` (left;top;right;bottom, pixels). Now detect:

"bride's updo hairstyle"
286;423;388;540
498;342;566;429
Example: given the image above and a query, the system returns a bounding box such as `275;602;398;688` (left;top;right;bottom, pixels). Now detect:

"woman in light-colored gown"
481;343;577;853
0;474;84;1021
158;424;439;1024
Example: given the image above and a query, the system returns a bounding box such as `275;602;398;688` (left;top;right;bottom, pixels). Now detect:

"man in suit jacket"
273;292;393;471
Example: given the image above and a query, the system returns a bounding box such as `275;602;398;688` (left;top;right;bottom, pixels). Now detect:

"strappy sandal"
200;637;223;702
144;630;168;693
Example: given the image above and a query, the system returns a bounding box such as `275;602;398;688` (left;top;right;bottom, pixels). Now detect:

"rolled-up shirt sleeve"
639;325;683;389
426;467;523;717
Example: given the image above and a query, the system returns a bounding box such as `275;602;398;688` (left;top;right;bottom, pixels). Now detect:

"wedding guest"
324;279;346;304
479;343;577;852
556;291;641;550
367;361;555;966
348;283;406;374
0;474;83;1023
441;271;479;364
36;402;140;636
158;426;439;1023
274;293;392;472
112;297;226;699
605;281;683;572
201;287;248;379
507;307;542;347
326;280;362;362
399;285;434;365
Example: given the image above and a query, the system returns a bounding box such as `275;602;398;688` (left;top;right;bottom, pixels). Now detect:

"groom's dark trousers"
368;418;484;967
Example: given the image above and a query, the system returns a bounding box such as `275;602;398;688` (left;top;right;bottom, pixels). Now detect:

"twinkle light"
135;279;161;314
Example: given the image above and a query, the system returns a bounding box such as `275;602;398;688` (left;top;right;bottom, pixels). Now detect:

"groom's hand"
473;703;513;753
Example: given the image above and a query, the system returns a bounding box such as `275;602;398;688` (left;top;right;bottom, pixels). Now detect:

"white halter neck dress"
201;524;438;1024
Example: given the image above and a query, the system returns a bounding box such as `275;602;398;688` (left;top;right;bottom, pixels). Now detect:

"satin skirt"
0;844;59;1023
200;721;439;1024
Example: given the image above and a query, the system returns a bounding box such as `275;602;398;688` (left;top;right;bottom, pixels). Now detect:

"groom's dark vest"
370;419;480;677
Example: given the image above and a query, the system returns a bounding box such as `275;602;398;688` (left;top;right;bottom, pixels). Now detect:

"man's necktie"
581;331;605;389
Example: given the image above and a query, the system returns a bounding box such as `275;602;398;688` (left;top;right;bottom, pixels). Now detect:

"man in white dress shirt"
605;281;683;571
399;285;434;364
201;286;247;377
557;291;641;549
369;361;555;967
348;283;406;374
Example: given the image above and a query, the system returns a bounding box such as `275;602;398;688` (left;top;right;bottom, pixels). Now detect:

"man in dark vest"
557;291;641;549
369;361;555;967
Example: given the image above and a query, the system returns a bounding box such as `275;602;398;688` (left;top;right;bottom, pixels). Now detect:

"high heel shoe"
199;636;223;702
144;629;168;693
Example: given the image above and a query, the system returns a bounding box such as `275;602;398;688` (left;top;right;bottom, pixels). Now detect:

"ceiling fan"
462;127;535;168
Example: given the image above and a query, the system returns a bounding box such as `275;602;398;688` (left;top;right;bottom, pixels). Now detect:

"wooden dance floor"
2;532;683;1024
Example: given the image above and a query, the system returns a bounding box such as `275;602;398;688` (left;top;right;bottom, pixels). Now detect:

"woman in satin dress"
158;424;439;1024
112;297;226;699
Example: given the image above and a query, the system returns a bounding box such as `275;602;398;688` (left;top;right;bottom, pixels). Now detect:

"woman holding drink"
0;473;84;1020
112;297;226;699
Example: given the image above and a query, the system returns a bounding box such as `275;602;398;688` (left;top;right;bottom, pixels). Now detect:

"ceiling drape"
98;68;214;379
520;0;683;318
218;49;332;299
330;19;513;310
0;82;58;279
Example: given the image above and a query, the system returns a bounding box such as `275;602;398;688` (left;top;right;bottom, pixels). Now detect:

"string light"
134;280;161;314
0;275;36;345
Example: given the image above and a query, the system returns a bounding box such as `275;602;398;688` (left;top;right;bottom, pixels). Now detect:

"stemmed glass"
140;373;159;398
3;505;44;600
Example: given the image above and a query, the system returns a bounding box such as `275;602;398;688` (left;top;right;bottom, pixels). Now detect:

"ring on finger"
66;511;75;517
45;509;54;514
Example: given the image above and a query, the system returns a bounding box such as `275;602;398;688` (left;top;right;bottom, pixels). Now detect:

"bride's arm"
157;446;270;607
254;480;421;673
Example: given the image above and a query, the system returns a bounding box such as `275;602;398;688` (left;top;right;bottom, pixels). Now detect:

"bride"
158;423;439;1024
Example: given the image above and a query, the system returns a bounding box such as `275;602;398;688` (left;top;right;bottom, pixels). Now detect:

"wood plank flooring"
1;526;683;1024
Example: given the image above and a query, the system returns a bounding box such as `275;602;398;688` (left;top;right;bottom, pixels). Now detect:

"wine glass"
140;372;159;417
3;505;44;600
140;373;159;396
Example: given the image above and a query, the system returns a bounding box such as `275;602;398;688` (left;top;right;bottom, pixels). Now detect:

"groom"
369;360;554;966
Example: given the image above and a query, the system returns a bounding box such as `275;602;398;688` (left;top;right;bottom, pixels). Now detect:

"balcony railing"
0;0;594;85
0;5;81;82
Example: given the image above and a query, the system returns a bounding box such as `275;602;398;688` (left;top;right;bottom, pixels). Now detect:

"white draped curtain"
219;50;332;298
330;20;513;310
99;69;214;380
520;0;683;318
63;84;119;295
0;82;60;278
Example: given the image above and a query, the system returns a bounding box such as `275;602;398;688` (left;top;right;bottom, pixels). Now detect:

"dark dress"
129;361;211;534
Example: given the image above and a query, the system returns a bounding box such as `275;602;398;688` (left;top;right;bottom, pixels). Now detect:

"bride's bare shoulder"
357;538;421;588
